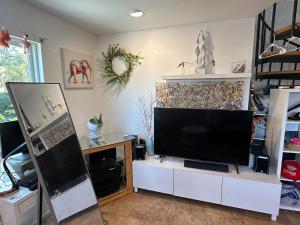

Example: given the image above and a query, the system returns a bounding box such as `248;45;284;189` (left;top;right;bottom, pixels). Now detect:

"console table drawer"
18;194;36;215
174;169;222;204
133;163;173;194
222;177;281;214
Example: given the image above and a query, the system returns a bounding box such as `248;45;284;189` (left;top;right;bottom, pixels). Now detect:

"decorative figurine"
211;52;216;74
178;61;190;75
0;26;11;48
232;61;246;73
195;30;207;74
21;34;31;53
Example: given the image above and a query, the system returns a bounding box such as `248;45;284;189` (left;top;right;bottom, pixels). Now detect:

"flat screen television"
154;108;253;166
0;120;28;158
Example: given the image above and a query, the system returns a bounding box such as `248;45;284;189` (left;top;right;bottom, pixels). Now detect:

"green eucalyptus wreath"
101;44;142;88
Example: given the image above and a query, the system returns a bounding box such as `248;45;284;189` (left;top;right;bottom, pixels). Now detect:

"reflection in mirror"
6;83;104;224
11;84;67;134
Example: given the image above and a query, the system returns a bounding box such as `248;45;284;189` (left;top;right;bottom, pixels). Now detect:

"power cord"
0;142;28;197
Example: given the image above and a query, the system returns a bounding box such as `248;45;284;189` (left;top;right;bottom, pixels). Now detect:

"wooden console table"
80;133;134;206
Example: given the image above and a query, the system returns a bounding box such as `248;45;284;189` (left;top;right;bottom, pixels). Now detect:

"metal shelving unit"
254;0;300;85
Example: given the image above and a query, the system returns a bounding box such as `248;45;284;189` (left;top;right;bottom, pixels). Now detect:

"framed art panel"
61;48;94;89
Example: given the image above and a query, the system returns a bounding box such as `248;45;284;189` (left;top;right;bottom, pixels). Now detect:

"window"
0;36;44;122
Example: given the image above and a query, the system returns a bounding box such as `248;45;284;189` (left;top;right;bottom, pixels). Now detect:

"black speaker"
184;160;229;172
255;155;269;174
250;139;265;154
130;135;138;145
139;138;146;145
133;144;145;160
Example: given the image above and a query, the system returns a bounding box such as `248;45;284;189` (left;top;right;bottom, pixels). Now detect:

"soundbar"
184;160;229;173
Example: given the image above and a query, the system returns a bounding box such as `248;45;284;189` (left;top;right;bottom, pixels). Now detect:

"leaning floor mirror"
6;82;105;225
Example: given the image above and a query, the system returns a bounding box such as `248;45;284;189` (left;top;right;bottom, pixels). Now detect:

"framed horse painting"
61;48;94;89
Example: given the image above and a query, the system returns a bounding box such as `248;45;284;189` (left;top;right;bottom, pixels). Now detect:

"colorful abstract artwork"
40;116;75;150
155;81;244;110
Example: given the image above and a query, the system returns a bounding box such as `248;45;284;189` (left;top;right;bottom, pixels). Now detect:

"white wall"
0;0;98;136
96;18;256;138
0;0;256;138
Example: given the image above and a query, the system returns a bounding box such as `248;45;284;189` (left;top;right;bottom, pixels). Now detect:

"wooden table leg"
124;141;133;193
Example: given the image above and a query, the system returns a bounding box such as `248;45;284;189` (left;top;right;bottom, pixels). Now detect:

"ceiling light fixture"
130;10;144;18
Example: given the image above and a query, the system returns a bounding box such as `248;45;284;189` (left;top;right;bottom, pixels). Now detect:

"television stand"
184;160;229;173
133;156;281;221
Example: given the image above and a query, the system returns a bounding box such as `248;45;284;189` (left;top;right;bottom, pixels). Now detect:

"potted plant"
86;113;103;139
136;93;155;156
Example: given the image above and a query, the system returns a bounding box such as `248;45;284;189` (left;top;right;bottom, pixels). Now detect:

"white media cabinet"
133;156;282;221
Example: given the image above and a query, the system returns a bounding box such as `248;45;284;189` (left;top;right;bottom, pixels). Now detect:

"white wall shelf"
253;137;265;141
280;176;300;182
280;202;300;212
286;120;300;125
162;73;251;81
283;148;300;154
254;112;268;117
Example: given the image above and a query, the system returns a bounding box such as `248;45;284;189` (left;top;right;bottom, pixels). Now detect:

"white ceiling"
25;0;275;35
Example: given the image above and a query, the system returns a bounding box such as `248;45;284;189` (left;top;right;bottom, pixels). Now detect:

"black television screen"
154;108;253;165
0;120;27;158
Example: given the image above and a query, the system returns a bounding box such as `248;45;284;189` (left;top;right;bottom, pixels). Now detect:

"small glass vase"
145;138;154;156
86;121;101;139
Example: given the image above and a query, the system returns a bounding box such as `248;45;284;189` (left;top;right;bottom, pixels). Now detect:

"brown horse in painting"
68;59;92;83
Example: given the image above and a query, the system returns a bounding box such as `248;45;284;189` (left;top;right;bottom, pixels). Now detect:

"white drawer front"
222;177;281;214
133;162;173;194
18;194;36;215
174;169;222;204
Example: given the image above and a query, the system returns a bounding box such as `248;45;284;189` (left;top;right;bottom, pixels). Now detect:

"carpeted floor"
101;190;300;225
